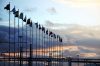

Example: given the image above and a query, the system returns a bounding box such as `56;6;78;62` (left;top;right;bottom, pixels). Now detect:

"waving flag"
14;11;19;17
27;19;31;24
11;6;16;14
54;34;56;39
46;30;48;35
42;26;45;33
49;31;53;37
4;3;10;10
39;24;41;30
30;21;32;27
35;23;38;28
20;13;23;20
23;16;26;22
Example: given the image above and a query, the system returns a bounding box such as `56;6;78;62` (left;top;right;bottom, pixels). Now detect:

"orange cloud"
1;45;79;58
80;53;97;58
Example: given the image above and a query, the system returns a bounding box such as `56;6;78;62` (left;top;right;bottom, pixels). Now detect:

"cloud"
47;7;57;14
24;7;37;12
44;21;100;57
45;20;68;29
79;53;98;58
52;0;100;8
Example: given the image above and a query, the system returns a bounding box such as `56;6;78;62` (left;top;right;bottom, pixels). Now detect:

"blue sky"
0;0;100;26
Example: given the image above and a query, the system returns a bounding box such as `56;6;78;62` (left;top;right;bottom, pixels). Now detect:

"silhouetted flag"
20;13;23;20
51;32;54;37
42;26;45;33
30;21;32;27
4;3;10;10
39;24;41;30
54;34;56;39
14;11;19;17
57;35;59;40
49;31;52;36
11;7;16;14
35;23;38;28
60;38;62;42
23;16;26;22
46;30;48;35
59;36;62;42
27;19;31;24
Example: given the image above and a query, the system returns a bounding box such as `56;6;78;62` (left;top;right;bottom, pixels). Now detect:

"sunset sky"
0;0;100;58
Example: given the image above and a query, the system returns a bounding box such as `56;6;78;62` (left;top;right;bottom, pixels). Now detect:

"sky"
0;0;100;58
0;0;100;26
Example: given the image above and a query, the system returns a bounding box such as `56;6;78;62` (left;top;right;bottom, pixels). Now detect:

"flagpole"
21;14;23;65
42;26;43;58
14;11;16;66
29;21;32;66
8;2;10;66
17;9;20;64
39;26;40;58
35;23;38;66
26;20;28;60
57;35;59;66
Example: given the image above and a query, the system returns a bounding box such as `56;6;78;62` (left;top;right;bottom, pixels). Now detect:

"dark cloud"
24;7;37;12
0;25;59;53
47;7;57;14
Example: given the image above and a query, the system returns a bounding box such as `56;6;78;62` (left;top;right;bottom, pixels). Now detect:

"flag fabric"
51;32;54;37
57;35;59;39
20;13;23;20
60;38;62;42
58;36;62;42
4;3;10;10
30;21;32;27
35;23;38;28
23;16;26;22
14;11;19;17
59;37;62;42
27;19;31;24
46;30;48;35
49;31;53;36
42;26;45;33
54;34;56;39
39;24;41;30
11;7;16;14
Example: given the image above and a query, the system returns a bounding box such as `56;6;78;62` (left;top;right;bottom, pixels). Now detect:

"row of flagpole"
4;2;63;66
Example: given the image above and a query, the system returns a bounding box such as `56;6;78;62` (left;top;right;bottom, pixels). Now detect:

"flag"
54;34;56;39
14;11;19;17
49;31;52;36
4;3;10;10
59;37;62;42
23;16;26;22
60;38;62;42
57;35;59;39
51;32;54;37
46;30;48;35
11;7;16;14
20;13;23;20
58;36;62;42
35;23;38;28
27;19;31;24
42;26;45;33
30;21;32;27
39;24;41;30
